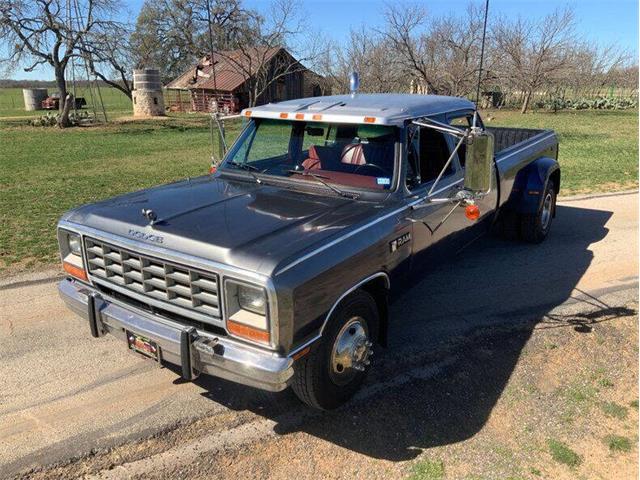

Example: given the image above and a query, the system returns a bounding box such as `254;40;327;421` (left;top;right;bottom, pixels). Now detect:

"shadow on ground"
189;204;634;461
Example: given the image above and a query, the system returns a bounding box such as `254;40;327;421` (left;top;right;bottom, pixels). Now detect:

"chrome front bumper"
58;278;293;392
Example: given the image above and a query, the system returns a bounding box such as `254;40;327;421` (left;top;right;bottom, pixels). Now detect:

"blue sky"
10;0;639;80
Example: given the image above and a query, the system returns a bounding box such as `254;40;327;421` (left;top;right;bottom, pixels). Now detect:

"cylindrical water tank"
133;69;162;91
23;88;48;111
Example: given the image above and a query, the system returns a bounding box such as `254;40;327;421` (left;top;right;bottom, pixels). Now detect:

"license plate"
126;331;159;361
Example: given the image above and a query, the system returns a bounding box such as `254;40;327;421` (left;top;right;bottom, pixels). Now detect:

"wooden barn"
165;46;327;113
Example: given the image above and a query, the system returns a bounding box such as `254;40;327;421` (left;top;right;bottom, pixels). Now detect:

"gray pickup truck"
58;93;559;409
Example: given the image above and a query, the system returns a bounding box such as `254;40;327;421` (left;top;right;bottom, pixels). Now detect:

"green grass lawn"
485;109;638;194
0;86;133;118
0;106;637;274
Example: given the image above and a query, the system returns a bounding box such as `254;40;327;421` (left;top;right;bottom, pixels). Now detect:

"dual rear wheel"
499;179;557;243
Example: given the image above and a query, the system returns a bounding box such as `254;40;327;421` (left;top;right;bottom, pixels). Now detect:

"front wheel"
521;180;556;243
291;290;378;410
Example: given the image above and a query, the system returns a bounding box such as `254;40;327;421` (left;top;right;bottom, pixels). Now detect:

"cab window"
406;125;455;190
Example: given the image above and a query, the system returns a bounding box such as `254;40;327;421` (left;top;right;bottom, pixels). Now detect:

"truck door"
405;123;468;267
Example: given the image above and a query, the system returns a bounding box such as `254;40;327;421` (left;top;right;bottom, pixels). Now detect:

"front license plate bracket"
126;330;160;362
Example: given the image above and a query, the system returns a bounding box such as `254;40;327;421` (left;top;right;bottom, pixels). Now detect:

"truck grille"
84;237;221;319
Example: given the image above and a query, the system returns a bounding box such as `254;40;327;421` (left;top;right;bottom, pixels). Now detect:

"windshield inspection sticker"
390;232;411;252
376;177;391;186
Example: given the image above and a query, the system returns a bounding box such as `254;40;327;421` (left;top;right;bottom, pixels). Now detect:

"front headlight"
224;279;270;345
237;284;267;315
58;229;87;281
68;235;82;256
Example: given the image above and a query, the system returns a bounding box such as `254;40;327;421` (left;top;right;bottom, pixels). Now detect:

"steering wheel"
353;163;388;176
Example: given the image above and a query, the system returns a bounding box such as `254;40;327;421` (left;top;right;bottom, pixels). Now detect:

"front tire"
291;290;379;410
521;180;556;243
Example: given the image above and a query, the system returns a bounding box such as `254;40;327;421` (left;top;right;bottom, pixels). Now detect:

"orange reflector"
292;346;311;361
295;113;305;120
279;112;289;119
244;110;252;117
63;261;88;281
465;204;480;221
364;116;376;123
528;190;540;195
228;320;270;344
312;114;322;121
208;164;217;174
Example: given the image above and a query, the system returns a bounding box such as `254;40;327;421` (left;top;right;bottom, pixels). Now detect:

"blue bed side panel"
507;157;560;214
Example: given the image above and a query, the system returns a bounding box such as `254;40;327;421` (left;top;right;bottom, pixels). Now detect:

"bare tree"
80;22;135;99
217;0;325;107
380;3;442;94
493;7;576;113
429;4;497;97
0;0;119;127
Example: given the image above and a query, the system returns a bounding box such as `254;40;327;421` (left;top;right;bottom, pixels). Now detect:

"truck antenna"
473;0;490;128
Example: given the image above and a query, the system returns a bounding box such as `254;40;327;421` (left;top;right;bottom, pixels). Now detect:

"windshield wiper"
228;161;263;184
287;170;359;199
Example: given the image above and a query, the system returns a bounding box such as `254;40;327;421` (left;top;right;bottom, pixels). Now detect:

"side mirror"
464;129;494;192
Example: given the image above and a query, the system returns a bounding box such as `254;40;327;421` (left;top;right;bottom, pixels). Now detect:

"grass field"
0;86;132;118
0;98;637;274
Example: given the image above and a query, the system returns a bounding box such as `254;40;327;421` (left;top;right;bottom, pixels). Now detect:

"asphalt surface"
0;193;637;478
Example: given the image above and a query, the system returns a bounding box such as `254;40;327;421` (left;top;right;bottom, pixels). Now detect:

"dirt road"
1;193;637;479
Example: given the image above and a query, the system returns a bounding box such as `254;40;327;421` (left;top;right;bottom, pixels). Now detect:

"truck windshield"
222;119;398;191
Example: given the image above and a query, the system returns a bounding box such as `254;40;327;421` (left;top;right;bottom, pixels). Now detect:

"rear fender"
507;157;560;214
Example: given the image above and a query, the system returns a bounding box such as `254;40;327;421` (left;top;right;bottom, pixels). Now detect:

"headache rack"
84;237;223;327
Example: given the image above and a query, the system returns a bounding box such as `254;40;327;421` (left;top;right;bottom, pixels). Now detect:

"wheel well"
359;276;390;347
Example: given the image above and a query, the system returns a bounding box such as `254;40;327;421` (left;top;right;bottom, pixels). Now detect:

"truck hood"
62;175;385;276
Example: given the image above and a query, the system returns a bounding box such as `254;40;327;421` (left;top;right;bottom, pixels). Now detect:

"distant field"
0;108;637;274
0;86;132;118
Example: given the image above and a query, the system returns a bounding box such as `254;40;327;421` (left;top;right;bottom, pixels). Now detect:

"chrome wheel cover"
329;316;372;386
541;192;553;230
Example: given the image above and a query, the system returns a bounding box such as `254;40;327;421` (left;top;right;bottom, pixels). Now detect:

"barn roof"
166;46;285;92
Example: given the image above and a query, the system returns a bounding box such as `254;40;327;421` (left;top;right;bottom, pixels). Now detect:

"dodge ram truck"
57;93;559;409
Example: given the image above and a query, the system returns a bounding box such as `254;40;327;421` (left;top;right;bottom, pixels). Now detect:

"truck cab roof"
242;93;475;126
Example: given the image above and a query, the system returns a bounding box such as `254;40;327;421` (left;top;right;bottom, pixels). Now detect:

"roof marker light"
295;113;305;120
364;117;376;123
279;112;289;119
312;114;322;121
244;110;252;117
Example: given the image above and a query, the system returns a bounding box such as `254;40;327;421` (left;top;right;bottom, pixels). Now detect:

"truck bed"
488;126;558;209
486;127;546;154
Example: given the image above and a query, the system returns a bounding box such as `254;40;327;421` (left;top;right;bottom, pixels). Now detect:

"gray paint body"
59;94;559;356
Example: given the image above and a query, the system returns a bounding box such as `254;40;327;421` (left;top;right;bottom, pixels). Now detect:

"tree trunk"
59;94;74;128
55;66;71;128
521;90;532;114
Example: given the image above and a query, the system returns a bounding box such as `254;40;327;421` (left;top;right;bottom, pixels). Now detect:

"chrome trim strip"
287;272;390;357
495;132;556;164
275;179;463;276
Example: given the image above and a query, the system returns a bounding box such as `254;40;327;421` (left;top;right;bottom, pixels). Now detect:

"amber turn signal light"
227;320;270;344
63;261;88;281
465;204;480;221
209;164;217;174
